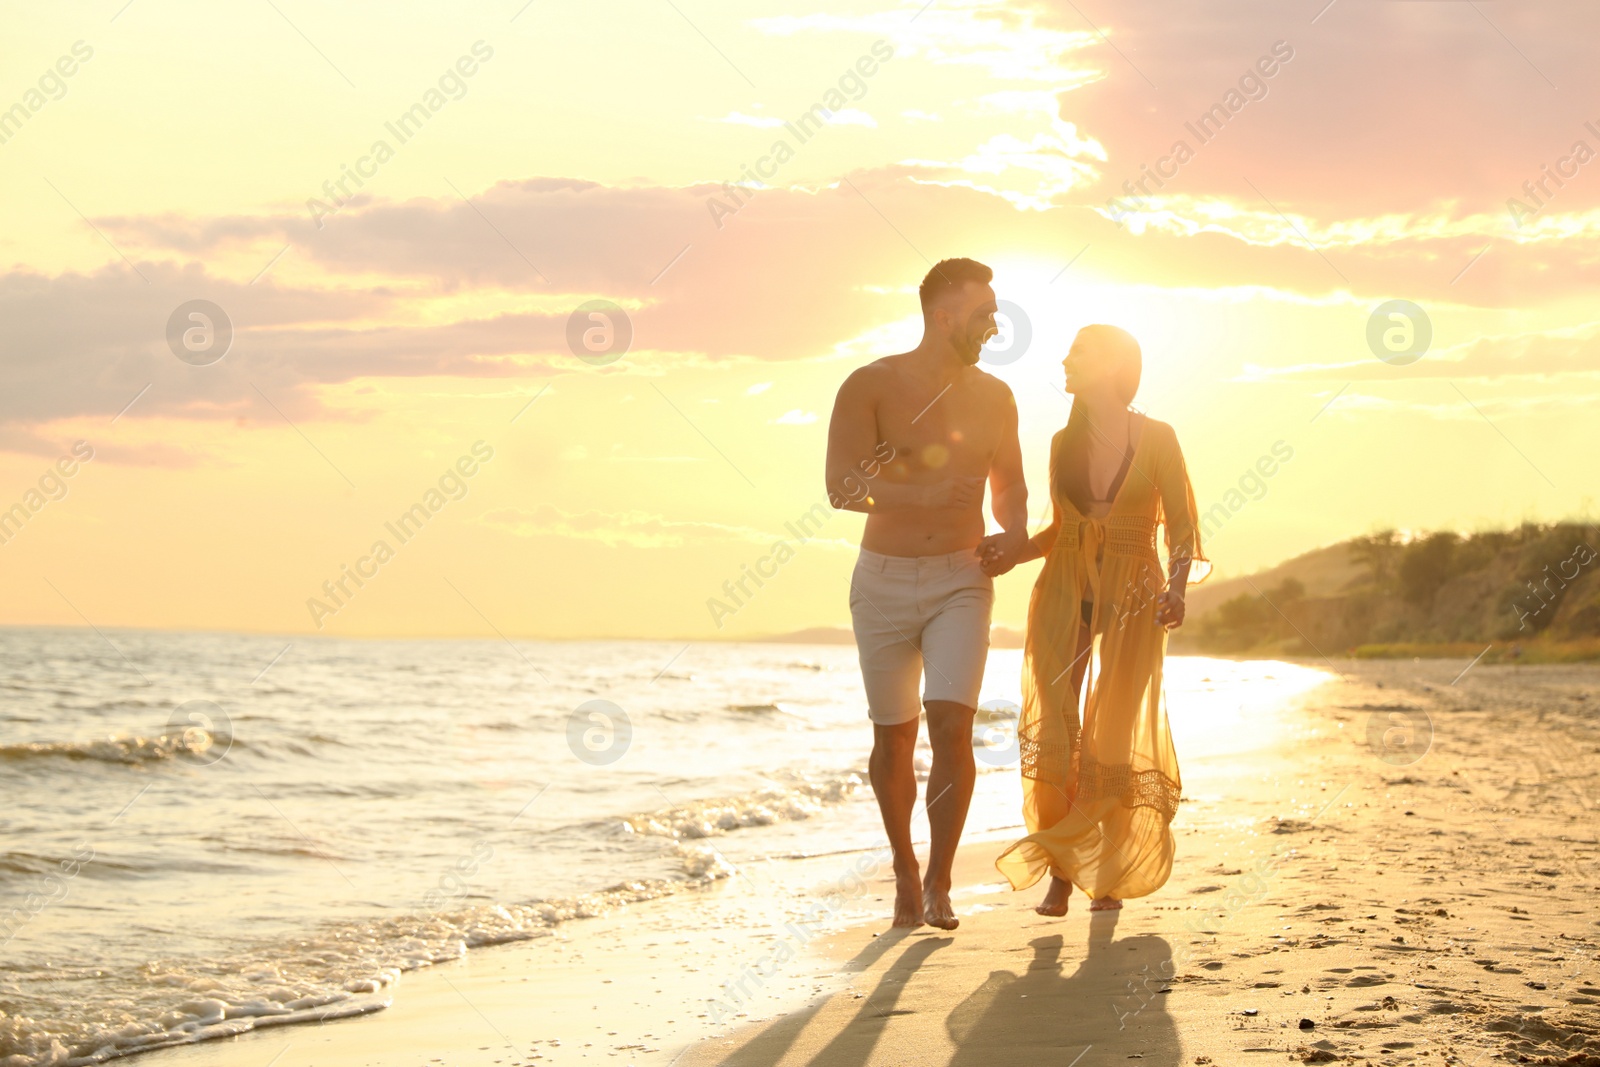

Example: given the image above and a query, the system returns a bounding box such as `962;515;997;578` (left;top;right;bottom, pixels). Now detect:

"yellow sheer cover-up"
995;416;1209;899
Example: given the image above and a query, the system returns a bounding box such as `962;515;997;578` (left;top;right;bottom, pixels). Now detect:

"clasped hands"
975;528;1028;577
1155;589;1185;629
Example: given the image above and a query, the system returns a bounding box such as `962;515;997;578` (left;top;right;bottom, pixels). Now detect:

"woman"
986;324;1209;915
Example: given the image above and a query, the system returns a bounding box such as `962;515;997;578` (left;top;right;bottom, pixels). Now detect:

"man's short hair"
918;258;992;314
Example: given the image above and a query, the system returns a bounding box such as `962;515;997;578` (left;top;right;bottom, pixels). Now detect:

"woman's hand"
976;528;1029;576
1155;589;1185;629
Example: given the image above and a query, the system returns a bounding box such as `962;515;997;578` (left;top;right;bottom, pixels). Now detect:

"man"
825;258;1029;929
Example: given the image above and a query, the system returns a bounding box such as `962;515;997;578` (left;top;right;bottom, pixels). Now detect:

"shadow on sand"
692;911;1181;1066
945;911;1179;1064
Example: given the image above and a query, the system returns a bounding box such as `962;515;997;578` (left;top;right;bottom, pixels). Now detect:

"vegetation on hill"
1179;522;1600;660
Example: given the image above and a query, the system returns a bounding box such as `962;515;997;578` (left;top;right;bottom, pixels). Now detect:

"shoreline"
135;831;1020;1067
127;658;1600;1067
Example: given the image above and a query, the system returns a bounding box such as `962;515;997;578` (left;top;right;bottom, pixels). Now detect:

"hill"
1182;540;1366;620
1173;520;1600;661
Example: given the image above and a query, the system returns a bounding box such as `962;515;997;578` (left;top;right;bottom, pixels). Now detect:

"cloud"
746;1;1600;251
825;108;877;128
0;260;567;430
1242;322;1600;383
10;160;1598;442
901;122;1106;209
972;89;1072;117
0;179;929;430
771;409;818;425
752;4;1098;83
1040;0;1600;218
1099;195;1600;251
1314;388;1599;422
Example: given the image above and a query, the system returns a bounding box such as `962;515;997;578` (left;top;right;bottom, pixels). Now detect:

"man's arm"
988;389;1028;536
975;387;1030;574
825;368;980;513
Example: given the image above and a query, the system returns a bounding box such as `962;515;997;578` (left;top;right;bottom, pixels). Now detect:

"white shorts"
849;547;994;725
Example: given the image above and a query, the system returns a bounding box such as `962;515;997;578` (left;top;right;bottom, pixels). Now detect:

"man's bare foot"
1089;896;1123;911
1036;875;1072;916
923;880;959;930
892;862;924;927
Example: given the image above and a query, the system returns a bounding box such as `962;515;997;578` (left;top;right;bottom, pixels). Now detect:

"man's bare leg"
869;719;923;927
922;699;976;930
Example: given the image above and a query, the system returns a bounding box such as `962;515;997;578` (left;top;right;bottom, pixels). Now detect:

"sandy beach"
136;658;1599;1067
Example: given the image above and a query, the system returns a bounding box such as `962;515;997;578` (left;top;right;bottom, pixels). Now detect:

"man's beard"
953;326;985;365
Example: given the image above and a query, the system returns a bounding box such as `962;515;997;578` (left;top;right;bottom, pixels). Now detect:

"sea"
0;628;1332;1066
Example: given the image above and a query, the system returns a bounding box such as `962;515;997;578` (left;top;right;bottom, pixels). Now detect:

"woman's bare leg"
1037;622;1095;917
1036;875;1073;916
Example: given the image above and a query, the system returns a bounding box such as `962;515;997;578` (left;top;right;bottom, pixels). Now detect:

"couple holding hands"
825;258;1208;928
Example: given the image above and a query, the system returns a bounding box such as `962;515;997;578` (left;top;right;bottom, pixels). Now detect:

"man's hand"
922;476;986;510
1156;589;1186;629
976;528;1029;577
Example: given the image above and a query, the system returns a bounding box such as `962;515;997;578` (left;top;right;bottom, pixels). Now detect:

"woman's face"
1062;334;1106;395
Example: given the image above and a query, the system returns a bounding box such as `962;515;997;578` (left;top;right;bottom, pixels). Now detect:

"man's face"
942;281;997;365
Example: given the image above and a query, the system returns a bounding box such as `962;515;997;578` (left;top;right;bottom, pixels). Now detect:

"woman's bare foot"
922;879;959;930
1036;875;1072;916
892;861;924;927
1089;896;1123;911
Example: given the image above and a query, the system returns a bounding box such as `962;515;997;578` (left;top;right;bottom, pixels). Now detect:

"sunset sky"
1;0;1596;640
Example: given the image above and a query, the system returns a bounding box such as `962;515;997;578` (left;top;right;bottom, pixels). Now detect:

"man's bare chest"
874;386;999;476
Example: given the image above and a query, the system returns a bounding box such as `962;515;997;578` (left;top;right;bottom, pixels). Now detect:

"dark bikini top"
1058;429;1137;513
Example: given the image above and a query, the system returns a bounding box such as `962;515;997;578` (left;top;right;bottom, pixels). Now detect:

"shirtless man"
825;258;1029;929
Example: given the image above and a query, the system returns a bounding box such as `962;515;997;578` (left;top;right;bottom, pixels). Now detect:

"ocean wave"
0;989;398;1067
0;730;226;766
71;698;175;715
0;852;78;879
724;702;819;719
0;869;731;1067
622;771;867;840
